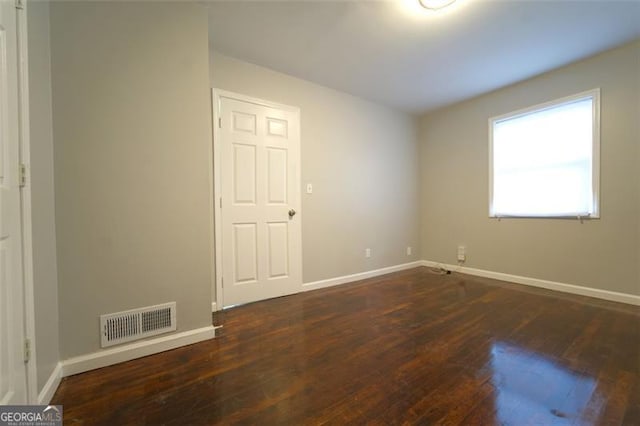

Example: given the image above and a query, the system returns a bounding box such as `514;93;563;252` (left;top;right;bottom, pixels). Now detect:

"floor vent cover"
100;302;176;348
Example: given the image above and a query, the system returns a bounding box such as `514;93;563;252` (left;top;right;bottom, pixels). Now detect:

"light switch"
457;245;466;262
306;183;313;194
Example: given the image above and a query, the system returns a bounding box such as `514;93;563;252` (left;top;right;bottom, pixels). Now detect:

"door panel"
266;117;288;138
232;111;257;134
233;143;256;204
266;148;287;204
267;222;288;279
0;0;28;405
232;223;258;284
220;95;301;307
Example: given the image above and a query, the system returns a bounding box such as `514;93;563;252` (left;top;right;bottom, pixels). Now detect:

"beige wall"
419;41;640;296
210;52;421;298
27;0;60;392
50;2;214;358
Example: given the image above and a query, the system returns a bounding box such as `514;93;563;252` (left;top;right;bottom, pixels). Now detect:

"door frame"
210;89;302;310
15;0;38;403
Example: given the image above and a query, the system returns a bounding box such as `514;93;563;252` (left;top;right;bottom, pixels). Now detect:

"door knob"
288;209;296;218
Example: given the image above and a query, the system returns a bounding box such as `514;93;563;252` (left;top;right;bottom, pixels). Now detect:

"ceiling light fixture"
419;0;456;10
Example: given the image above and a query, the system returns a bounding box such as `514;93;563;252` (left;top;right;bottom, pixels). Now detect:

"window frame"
488;88;601;219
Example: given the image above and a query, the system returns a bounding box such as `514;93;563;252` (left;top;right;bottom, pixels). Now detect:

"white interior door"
218;92;302;307
0;0;28;405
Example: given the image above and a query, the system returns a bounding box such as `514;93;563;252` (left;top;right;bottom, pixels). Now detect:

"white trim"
214;89;300;112
490;88;601;124
61;326;216;377
207;90;217;323
591;88;601;218
303;261;423;291
37;362;62;405
16;0;38;404
211;89;223;310
421;260;640;306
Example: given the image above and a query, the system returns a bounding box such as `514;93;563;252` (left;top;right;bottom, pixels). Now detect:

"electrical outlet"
457;245;466;262
306;183;313;194
365;248;371;258
406;246;412;256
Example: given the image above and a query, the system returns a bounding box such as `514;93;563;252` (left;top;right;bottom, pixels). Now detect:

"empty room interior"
2;0;640;424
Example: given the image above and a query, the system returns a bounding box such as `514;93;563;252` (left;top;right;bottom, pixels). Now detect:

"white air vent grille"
100;302;176;348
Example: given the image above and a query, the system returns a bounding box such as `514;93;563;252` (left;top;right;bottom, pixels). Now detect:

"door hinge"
219;198;222;208
221;277;224;288
15;0;24;10
24;338;31;363
19;163;27;188
218;118;222;128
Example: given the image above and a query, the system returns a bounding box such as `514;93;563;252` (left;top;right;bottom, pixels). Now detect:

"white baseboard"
62;325;216;377
303;261;423;291
37;362;63;404
421;260;640;306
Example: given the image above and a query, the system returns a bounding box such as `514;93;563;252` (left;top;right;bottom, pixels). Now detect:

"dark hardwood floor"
52;267;640;425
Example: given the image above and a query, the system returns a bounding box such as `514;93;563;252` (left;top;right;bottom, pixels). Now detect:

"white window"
489;89;600;218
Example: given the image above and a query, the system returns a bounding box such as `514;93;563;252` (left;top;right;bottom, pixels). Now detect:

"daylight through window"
489;89;600;218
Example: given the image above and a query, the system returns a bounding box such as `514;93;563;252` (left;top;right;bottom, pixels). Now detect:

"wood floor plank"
52;267;640;425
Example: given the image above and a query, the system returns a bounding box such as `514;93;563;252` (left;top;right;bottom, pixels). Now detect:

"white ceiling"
207;0;640;114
